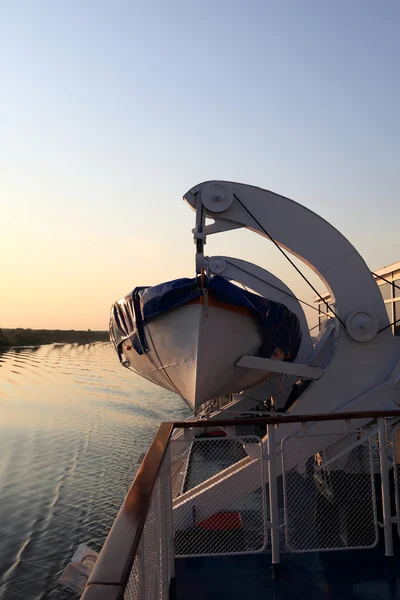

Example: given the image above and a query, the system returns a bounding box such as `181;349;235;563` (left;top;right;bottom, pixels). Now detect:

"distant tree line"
0;328;109;347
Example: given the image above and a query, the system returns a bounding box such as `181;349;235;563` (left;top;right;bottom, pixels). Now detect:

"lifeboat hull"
121;301;280;413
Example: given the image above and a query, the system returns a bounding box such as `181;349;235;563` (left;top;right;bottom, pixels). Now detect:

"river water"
0;343;190;599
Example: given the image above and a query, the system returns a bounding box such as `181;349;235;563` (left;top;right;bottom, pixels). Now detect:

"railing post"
161;445;175;593
378;417;393;557
267;423;280;565
393;428;400;538
137;536;145;600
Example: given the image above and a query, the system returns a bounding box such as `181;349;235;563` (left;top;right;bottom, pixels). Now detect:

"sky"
1;0;399;330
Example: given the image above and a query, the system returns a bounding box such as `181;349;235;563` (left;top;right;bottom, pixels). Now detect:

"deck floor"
174;533;400;599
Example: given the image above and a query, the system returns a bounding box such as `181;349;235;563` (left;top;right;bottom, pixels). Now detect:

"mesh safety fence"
124;467;168;599
172;436;267;556
392;426;400;538
281;432;377;552
124;553;142;600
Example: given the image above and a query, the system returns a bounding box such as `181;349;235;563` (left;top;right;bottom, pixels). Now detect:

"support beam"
267;424;280;564
378;417;394;557
237;355;325;380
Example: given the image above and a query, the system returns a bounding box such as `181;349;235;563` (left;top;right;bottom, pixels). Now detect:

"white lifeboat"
110;276;302;414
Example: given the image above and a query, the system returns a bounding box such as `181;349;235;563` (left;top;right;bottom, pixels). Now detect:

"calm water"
0;343;190;600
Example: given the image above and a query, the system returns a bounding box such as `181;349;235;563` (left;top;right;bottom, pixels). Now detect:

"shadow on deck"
174;530;400;599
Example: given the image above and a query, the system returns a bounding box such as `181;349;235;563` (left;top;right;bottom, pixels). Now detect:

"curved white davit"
109;179;400;421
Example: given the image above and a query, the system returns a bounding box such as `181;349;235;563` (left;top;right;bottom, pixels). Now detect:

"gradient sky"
1;0;399;330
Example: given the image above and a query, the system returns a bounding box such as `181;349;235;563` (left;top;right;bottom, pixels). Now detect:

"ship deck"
175;532;400;599
80;412;400;600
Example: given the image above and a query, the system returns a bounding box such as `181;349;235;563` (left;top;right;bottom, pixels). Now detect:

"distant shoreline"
0;328;109;348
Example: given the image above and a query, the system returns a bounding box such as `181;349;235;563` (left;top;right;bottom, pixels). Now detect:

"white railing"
80;412;400;599
172;435;267;557
281;431;378;552
392;425;400;539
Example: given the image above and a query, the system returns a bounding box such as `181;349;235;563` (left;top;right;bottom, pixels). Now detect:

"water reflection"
0;342;190;599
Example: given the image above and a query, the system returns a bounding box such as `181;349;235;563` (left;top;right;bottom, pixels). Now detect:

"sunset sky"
1;1;399;330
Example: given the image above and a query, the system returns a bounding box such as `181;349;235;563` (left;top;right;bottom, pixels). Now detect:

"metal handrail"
83;422;174;599
174;409;400;428
82;409;400;598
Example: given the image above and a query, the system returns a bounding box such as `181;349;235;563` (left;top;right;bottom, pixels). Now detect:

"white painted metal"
281;431;378;553
392;426;400;537
378;418;394;556
172;436;267;557
184;181;400;427
208;255;312;362
300;422;308;434
237;355;325;380
122;180;400;422
161;448;175;581
181;181;400;507
201;182;233;212
118;180;400;426
266;424;280;564
173;440;264;531
172;398;397;528
137;537;145;600
206;254;314;410
103;168;400;597
204;395;260;420
125;419;399;597
345;308;379;342
123;302;285;413
170;394;267;450
307;318;337;369
121;180;400;542
193;218;243;235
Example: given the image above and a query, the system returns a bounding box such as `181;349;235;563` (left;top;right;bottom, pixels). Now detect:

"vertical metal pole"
162;445;175;582
393;429;400;538
137;536;145;600
194;194;205;275
267;423;280;565
160;460;170;599
378;417;393;557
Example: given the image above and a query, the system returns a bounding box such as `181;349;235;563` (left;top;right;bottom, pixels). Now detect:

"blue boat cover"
110;276;302;363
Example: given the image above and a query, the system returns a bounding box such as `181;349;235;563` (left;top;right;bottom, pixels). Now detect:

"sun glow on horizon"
1;1;399;330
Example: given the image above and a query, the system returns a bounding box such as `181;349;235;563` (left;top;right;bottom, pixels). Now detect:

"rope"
378;317;400;334
372;272;400;292
232;193;347;328
224;259;321;315
371;272;400;333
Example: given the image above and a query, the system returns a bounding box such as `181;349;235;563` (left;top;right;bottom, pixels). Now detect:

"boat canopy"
110;276;302;363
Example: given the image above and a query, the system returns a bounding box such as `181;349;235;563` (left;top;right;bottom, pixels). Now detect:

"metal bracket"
300;422;308;434
237;355;325;380
192;218;244;236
